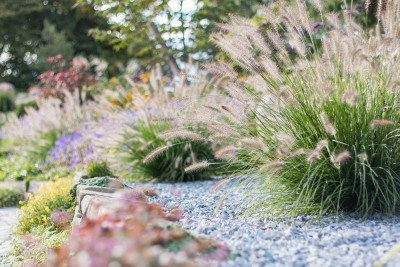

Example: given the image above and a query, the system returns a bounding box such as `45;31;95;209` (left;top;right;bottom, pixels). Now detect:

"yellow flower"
126;92;133;101
110;77;118;84
45;206;50;213
142;94;150;100
111;98;118;106
30;219;34;223
139;72;150;83
42;215;47;223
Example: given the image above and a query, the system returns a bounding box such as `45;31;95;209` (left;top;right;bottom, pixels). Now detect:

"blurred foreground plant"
49;189;228;266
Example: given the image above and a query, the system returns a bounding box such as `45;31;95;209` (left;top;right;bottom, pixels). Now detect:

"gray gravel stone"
129;180;400;267
0;207;18;265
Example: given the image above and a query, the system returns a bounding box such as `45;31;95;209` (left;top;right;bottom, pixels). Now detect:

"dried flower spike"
321;113;337;136
142;145;171;164
185;161;210;173
370;119;394;129
331;150;352;165
306;150;321;163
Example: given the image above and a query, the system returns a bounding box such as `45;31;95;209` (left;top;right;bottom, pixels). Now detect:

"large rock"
72;185;121;229
71;182;154;229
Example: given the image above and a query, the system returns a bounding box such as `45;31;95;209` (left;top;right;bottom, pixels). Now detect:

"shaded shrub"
18;178;74;233
0;185;23;207
86;161;114;178
15;100;38;117
0;91;15;113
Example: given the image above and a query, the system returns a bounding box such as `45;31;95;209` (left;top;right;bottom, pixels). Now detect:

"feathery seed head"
321;113;337;136
142;145;171;164
341;91;359;106
315;140;329;151
306;150;321;163
370;119;394;129
184;161;210;173
331;150;352;165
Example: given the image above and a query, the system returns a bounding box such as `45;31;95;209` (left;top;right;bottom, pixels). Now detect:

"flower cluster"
18;178;74;233
46;130;102;171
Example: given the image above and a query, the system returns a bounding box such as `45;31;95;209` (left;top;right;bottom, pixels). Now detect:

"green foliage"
76;0;269;74
0;91;15;113
70;176;127;198
86;161;114;178
18;178;74;233
119;121;215;182
27;129;60;164
0;155;43;182
15;100;38;117
34;20;74;72
0;185;24;207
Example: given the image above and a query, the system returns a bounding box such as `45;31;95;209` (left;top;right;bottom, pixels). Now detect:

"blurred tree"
0;0;126;89
76;0;269;75
35;20;74;72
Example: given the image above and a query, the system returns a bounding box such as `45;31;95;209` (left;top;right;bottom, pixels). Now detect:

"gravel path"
131;180;400;267
0;208;18;266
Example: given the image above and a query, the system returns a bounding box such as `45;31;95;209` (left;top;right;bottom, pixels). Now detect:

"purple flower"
312;22;324;32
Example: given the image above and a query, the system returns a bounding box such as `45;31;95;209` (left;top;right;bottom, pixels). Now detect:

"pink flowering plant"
49;190;229;266
30;55;95;104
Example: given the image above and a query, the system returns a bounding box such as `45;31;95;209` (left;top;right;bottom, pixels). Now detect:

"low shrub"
17;178;74;233
86;161;114;178
4;226;69;266
0;185;24;207
0;91;15;113
15;100;38;117
49;190;228;266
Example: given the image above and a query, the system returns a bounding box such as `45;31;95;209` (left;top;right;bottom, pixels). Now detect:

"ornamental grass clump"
186;1;400;216
121;121;215;182
83;66;220;182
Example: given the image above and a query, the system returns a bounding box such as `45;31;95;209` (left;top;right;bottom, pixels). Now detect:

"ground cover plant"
17;178;74;233
4;177;74;265
164;1;400;217
5;226;70;266
49;189;228;266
